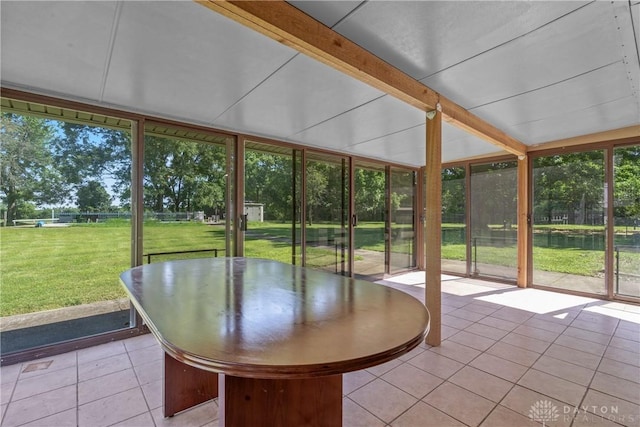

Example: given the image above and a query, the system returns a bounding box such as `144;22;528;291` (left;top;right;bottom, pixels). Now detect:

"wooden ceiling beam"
197;0;527;157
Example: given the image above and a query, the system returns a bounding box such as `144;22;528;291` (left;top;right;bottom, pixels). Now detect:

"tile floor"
1;275;639;427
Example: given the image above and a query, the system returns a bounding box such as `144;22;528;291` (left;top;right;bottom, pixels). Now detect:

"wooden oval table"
120;257;430;427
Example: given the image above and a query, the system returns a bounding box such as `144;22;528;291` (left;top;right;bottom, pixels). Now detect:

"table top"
120;257;429;378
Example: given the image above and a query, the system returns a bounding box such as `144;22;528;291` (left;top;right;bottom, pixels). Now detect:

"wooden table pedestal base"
219;374;343;427
164;353;219;418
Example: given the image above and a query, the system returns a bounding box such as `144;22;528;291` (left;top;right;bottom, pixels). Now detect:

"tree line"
2;112;638;227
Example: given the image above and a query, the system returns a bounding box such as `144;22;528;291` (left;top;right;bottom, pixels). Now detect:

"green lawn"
1;221;637;316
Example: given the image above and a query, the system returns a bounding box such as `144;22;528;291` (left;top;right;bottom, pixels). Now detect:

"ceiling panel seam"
288;93;388;138
99;1;124;103
504;95;639;131
329;1;368;29
467;60;622;111
345;122;425;149
210;54;299;125
416;2;593;83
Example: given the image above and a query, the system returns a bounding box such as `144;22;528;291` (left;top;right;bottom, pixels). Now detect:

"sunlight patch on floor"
474;288;597;314
583;304;640;323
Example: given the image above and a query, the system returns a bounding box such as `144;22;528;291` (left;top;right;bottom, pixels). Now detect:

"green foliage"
0;113;56;222
144;136;227;215
77;181;112;212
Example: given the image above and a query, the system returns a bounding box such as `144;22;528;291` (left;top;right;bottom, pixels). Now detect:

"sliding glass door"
243;141;302;265
389;167;417;275
613;145;640;298
353;162;386;278
532;151;606;295
142;125;233;264
470;161;518;281
304;152;350;274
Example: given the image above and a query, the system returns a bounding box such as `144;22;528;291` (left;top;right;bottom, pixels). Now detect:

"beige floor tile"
381;363;443;399
500;385;572;427
78;387;147;427
465;323;509;340
513;324;561;342
141;379;163;410
562;326;612;345
343;397;385;427
590;372;640;405
518;369;587;406
618;319;640;330
449;366;514;403
391;401;465;427
479;405;539;427
407;349;464;379
366;358;403;377
486;341;541;367
449;330;496;351
614;327;640;342
18;352;77;380
127;344;164;367
423;381;495;426
133;358;163;386
477;315;520;332
349;378;417;424
78;368;139;405
575;311;620;328
523;318;568;334
449;308;486;322
123;334;159;352
12;365;76;401
0;364;21;385
77;341;127;365
19;408;76;427
152;400;218;427
110;412;156;427
469;353;528;382
344;369;376;395
1;381;15;406
543;344;601;370
554;334;607;356
604;346;640;367
428;340;481;364
581;389;640;427
501;332;550;353
441;325;461;340
609;336;640;353
571;318;618;336
464;302;500;316
597;357;640;384
442;314;474;330
2;384;76;427
532;355;595;386
491;307;533;324
78;353;132;382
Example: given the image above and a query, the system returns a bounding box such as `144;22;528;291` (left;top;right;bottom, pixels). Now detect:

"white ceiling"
1;1;639;166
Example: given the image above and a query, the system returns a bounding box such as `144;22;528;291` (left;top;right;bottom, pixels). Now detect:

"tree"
0;113;56;223
77;181;112;212
143;136;227;214
614;146;640;222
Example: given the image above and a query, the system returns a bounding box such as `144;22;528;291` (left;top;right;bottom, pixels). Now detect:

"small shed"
244;203;264;222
